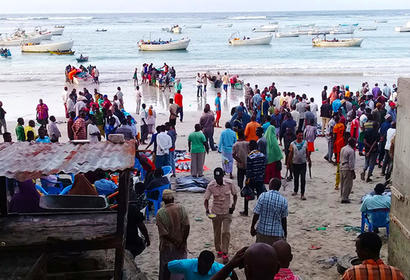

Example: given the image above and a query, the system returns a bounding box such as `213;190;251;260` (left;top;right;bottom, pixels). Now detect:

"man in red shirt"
174;90;183;122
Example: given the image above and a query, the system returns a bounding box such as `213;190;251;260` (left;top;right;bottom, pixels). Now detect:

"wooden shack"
0;141;136;279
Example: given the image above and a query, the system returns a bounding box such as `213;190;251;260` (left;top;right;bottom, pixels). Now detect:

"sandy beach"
5;96;389;279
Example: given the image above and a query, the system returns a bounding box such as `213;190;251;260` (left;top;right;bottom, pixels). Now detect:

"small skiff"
252;24;279;32
312;38;363;47
229;34;273;46
395;22;410;32
275;32;299;38
21;40;74;53
138;38;190;51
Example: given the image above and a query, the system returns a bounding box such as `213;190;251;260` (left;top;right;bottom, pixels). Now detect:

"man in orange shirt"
244;115;261;142
342;232;404;280
174;90;183;122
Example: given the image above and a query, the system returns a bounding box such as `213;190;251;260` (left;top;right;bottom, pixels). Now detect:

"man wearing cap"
156;189;190;280
204;168;238;264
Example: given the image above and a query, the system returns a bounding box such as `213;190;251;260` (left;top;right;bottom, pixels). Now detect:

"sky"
2;0;410;13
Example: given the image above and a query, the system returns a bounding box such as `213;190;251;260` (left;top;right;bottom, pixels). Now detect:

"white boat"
275;32;299;38
375;20;388;23
359;26;378;31
138;38;190;51
228;16;267;20
184;24;202;29
21;40;74;53
312;37;363;47
51;25;65;36
163;25;182;34
217;24;233;28
0;35;42;46
252;24;279;32
307;29;330;35
395;22;410;32
229;34;273;46
329;28;354;35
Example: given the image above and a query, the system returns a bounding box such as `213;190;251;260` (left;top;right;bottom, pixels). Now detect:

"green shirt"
188;131;206;153
16;125;25;141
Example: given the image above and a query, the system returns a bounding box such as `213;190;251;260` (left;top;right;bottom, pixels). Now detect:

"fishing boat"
329;27;354;35
162;25;182;34
375;20;388;23
358;26;378;31
395;22;410;32
217;24;233;28
307;29;330;35
138;38;190;51
96;29;108;32
0;49;11;58
49;50;75;55
21;40;74;53
275;32;299;38
228;16;267;20
184;24;202;29
0;29;44;46
312;36;363;47
229;33;273;46
76;55;88;62
252;24;279;32
51;26;64;36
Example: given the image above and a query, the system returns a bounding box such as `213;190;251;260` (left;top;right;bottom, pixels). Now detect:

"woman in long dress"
264;125;284;183
147;105;156;134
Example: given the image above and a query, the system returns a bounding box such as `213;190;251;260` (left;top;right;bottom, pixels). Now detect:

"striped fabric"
342;259;405;280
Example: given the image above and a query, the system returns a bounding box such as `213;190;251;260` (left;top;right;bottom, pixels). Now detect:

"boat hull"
138;39;190;51
275;32;299;38
21;40;74;53
229;34;272;46
395;26;410;32
51;29;64;36
0;36;43;46
313;38;363;47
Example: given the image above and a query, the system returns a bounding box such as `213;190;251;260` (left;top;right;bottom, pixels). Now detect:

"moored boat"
51;26;64;36
217;24;233;28
76;55;88;62
49;50;75;55
184;24;202;29
275;32;299;38
229;34;273;46
395;22;410;32
252;24;278;32
358;26;377;31
312;37;363;47
0;48;11;58
138;38;190;51
21;40;74;53
228;16;267;20
329;28;354;35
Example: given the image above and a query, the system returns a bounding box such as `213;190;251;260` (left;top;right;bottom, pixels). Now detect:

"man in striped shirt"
342;232;404;280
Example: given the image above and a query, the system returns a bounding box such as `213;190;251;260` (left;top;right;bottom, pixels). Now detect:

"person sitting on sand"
210;243;280;280
342;232;404;280
168;250;238;280
272;240;301;280
35;126;51;143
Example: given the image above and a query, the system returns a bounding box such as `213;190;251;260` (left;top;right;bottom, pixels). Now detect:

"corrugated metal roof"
0;141;136;181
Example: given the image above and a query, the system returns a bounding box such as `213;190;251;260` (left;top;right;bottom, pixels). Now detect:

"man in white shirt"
74;95;87;117
135;85;142;114
155;125;172;169
273;93;281;109
196;73;203;97
382;122;396;177
116;86;124;109
309;97;318;116
87;116;101;143
222;72;229;94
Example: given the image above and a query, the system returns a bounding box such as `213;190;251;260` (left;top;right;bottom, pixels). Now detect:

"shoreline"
0;73;399;122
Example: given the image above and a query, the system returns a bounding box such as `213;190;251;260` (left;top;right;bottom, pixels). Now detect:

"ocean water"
0;10;410;120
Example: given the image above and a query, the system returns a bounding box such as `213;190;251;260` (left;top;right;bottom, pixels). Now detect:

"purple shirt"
372;86;381;98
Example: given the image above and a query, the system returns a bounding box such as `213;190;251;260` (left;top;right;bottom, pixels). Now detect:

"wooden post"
0;177;8;217
114;170;130;280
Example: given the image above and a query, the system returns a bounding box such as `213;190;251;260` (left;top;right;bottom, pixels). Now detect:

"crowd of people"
136;62;177;92
65;64;99;84
1;67;405;280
